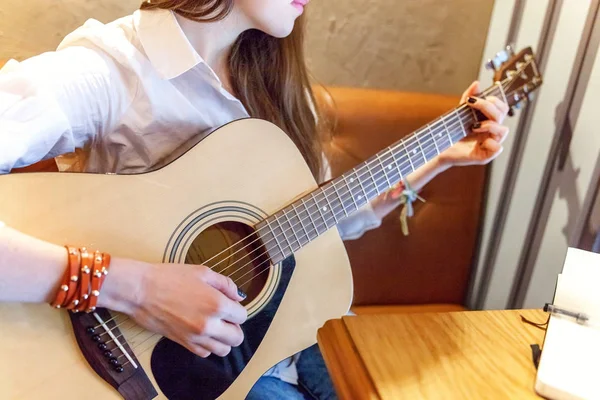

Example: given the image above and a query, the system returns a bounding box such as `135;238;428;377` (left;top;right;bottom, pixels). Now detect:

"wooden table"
317;309;547;399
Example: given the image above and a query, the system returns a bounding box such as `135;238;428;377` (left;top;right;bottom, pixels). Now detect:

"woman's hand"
438;81;510;167
99;258;248;358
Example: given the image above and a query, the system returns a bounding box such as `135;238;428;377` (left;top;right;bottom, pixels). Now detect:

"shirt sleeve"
0;44;132;174
321;153;383;241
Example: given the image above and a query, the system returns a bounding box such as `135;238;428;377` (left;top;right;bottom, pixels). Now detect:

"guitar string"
92;111;491;357
92;109;480;340
218;113;475;281
88;107;480;356
229;78;528;286
92;73;526;353
216;73;532;279
89;110;469;331
225;76;526;285
92;78;514;331
230;116;474;287
212;103;495;279
88;113;471;335
209;108;474;272
201;77;514;274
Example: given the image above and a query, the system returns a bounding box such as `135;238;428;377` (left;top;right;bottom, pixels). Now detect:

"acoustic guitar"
0;47;542;399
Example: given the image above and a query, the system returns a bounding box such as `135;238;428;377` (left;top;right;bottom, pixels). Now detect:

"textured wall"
0;0;494;95
306;0;495;95
0;0;139;61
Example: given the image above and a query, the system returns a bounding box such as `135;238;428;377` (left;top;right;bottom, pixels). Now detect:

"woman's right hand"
99;258;248;358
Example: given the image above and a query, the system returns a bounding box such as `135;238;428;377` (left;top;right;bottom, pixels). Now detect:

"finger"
202;266;247;302
486;96;510;117
194;336;232;358
460;81;481;104
472;121;510;144
467;96;504;123
481;136;502;154
202;319;245;347
181;341;212;358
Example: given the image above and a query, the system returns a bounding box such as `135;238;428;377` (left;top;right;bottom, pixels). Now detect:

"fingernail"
468;97;477;104
238;289;247;299
472;122;482;129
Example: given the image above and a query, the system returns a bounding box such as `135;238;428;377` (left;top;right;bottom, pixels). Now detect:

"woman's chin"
261;21;296;39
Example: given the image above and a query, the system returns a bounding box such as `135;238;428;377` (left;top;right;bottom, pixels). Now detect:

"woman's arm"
344;81;511;232
369;156;449;220
0;221;247;358
0;46;134;173
0;223;67;303
0;48;247;358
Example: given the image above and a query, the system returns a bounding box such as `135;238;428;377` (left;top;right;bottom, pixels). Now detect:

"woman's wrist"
97;257;147;315
431;155;453;175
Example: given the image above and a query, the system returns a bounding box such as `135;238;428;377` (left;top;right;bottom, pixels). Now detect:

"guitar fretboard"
256;86;502;264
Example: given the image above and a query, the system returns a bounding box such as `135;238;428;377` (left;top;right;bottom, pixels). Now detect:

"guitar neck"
257;84;504;264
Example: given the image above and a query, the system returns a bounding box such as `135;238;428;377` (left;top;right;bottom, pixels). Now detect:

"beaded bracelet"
50;246;111;313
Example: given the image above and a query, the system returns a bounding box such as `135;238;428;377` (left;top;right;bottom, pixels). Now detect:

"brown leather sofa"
6;54;483;313
315;86;486;313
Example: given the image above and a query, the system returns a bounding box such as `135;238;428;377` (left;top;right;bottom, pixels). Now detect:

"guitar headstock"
485;46;543;114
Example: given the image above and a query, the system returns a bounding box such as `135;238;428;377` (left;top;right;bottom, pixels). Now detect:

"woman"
0;0;509;398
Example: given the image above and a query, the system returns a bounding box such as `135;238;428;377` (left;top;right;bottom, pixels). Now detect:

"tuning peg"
486;47;511;71
506;44;515;57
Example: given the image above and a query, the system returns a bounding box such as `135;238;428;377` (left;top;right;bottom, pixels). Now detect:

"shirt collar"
134;9;203;80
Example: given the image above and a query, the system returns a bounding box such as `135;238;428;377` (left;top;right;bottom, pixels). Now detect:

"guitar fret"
402;141;416;171
311;193;331;228
291;203;311;242
469;107;479;128
281;209;302;249
275;216;294;254
390;146;404;181
416;131;430;160
278;212;298;252
495;81;509;110
428;124;440;155
441;116;454;145
455;108;467;137
366;163;381;196
343;175;360;211
322;190;338;223
331;181;348;218
377;154;393;188
353;168;368;203
265;217;286;257
301;198;321;235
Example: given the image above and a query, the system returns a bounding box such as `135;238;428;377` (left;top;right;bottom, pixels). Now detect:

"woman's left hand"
438;81;510;167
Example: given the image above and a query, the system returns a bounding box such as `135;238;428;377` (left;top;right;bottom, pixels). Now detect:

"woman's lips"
291;0;309;13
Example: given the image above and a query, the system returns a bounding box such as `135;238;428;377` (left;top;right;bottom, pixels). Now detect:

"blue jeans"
246;344;338;400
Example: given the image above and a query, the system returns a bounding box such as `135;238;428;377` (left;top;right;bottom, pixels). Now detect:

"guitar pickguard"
150;256;296;400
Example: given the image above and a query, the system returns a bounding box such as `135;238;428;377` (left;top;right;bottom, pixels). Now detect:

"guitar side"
0;119;353;399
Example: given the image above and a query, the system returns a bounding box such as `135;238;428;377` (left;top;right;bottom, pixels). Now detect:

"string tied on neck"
385;179;425;235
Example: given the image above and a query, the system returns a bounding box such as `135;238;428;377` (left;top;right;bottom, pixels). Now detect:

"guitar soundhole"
184;221;270;306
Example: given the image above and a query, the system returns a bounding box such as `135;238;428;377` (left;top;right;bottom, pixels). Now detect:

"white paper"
535;248;600;400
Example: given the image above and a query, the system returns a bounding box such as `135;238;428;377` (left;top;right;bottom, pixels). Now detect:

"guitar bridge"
69;309;158;399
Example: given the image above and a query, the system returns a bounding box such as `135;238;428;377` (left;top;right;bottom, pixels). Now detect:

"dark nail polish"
472;122;482;129
238;289;247;299
468;97;477;104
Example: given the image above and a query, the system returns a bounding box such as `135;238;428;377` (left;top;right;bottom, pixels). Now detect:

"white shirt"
0;8;381;384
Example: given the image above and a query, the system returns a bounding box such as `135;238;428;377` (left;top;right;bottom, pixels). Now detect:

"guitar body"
0;119;353;399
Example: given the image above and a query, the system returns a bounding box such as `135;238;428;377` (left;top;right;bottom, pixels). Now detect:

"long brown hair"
140;0;324;179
